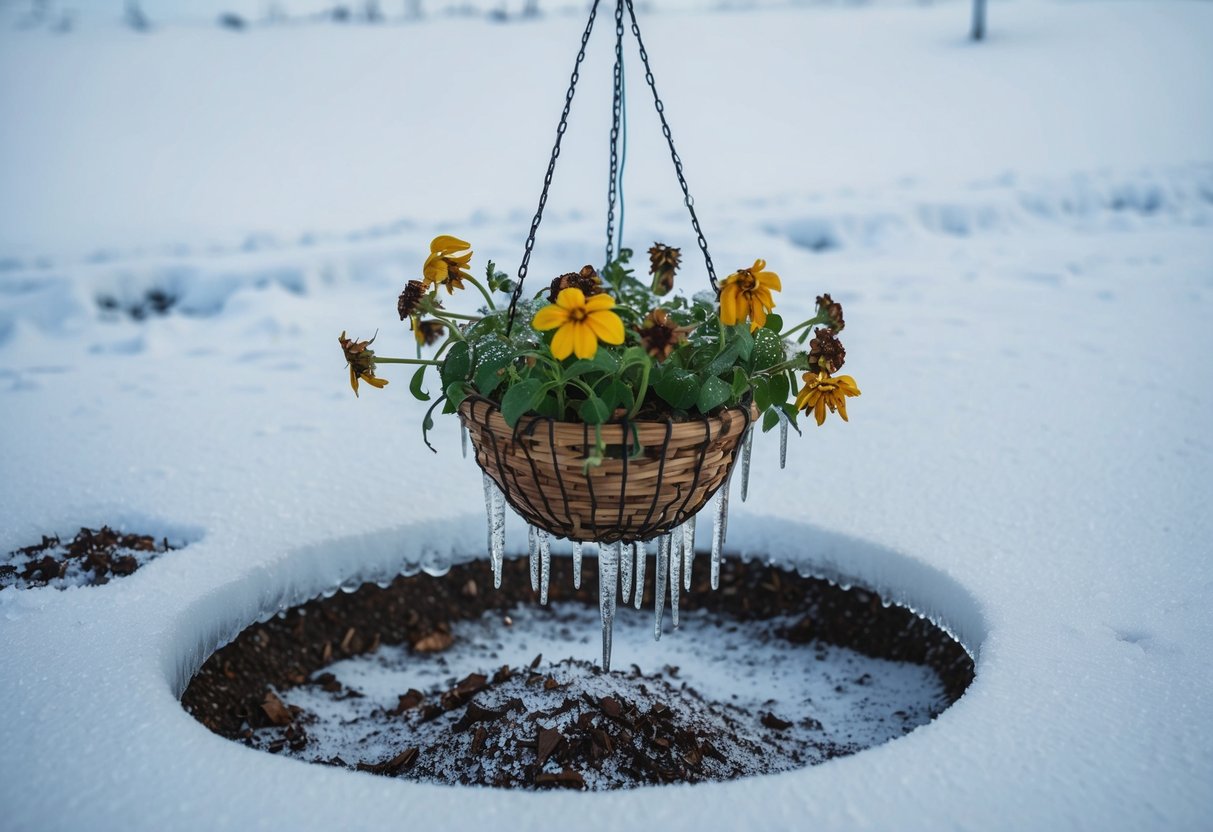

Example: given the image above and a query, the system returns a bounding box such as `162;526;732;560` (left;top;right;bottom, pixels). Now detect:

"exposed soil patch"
183;557;974;789
0;526;177;591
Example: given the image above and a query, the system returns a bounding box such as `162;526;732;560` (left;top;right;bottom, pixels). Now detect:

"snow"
2;0;1213;829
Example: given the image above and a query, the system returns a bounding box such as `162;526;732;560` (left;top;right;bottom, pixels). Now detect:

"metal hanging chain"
604;0;625;267
506;0;604;335
623;0;719;293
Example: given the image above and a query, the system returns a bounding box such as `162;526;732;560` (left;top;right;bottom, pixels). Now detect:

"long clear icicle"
711;474;732;590
538;529;551;605
669;529;682;629
740;425;754;501
633;539;647;610
682;516;696;591
461;423;469;459
572;541;583;590
654;534;669;641
528;525;539;593
779;411;789;470
599;541;618;670
483;473;505;589
620;542;633;605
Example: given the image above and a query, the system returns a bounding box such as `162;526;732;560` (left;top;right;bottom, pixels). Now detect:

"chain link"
604;0;625;266
506;0;603;335
623;0;719;293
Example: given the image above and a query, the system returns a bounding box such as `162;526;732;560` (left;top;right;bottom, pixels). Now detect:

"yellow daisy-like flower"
422;235;473;294
532;287;625;360
794;371;861;426
719;259;781;331
339;331;389;397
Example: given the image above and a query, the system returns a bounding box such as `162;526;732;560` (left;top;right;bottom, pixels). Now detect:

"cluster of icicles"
469;416;790;671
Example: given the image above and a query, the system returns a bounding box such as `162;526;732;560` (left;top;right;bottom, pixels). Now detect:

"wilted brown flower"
411;319;446;347
548;265;603;303
636;308;693;361
339;330;389;396
648;243;681;296
815;293;845;332
808;327;846;373
398;280;425;321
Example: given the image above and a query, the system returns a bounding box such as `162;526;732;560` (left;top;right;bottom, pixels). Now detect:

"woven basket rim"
457;392;757;428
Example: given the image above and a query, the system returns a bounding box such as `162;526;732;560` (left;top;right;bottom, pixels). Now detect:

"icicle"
740;426;754;501
538;530;551;605
654;534;669;641
779;411;789;470
633;538;647;610
620;542;633;605
669;528;682;629
711;484;729;591
572;541;583;590
598;540;618;670
484;473;505;589
528;525;539;593
682;516;696;592
461;423;469;459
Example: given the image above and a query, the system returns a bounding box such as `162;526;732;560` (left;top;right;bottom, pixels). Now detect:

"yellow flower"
719;259;781;331
339;330;389;397
795;371;860;426
532;287;625;360
422;235;473;294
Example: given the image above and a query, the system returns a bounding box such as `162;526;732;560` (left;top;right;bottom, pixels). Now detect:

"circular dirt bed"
184;557;974;790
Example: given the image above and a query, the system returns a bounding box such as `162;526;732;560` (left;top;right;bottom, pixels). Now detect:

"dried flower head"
548;265;603;303
412;319;446;347
816;293;845;333
808;327;846;374
648;243;681;296
636;308;693;361
339;330;389;396
397;279;425;321
423;235;473;294
795;370;860;426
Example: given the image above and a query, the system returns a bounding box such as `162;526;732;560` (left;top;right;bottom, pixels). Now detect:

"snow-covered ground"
1;0;1212;829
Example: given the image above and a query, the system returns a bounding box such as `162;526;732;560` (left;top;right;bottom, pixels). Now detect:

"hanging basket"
460;395;756;544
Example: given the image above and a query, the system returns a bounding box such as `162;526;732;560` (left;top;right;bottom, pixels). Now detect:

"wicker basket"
459;394;756;544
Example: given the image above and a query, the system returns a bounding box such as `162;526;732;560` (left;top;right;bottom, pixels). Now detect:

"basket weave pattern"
459;395;756;544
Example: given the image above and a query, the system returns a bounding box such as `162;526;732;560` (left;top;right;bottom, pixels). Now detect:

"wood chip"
412;631;454;653
261;691;293;726
534;767;585;789
536;727;563;766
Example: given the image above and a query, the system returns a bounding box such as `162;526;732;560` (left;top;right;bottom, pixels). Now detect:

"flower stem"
462;275;497;310
375;357;443;366
780;313;826;341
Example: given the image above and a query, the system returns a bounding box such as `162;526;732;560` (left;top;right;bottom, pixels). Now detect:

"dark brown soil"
183;557;974;788
0;527;176;590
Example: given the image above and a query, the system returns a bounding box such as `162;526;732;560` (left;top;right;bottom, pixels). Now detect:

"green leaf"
752;376;772;412
731;367;749;401
697;376;732;413
703;341;741;378
578;395;610;425
655;368;699;410
408;365;431;402
733;324;754;362
768;372;790;407
474;345;518;396
591;348;620;374
751;328;784;371
599;379;634;414
440;341;471;387
762;407;781;433
764;313;783;333
501;379;544;427
534;393;562;418
445;380;469;409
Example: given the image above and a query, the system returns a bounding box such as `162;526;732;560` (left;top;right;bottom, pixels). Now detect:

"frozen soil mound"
0;526;177;590
184;557;973;789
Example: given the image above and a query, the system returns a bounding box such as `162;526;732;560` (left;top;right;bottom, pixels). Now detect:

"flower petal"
836;396;849;421
573;322;598;359
583;292;617;312
586;310;625;344
757;270;782;292
814;398;827;426
555;287;587;311
550;324;576;360
533;304;569;331
431;235;470;255
349;366;359;396
720;285;740;325
423;255;447;286
749;297;767;331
